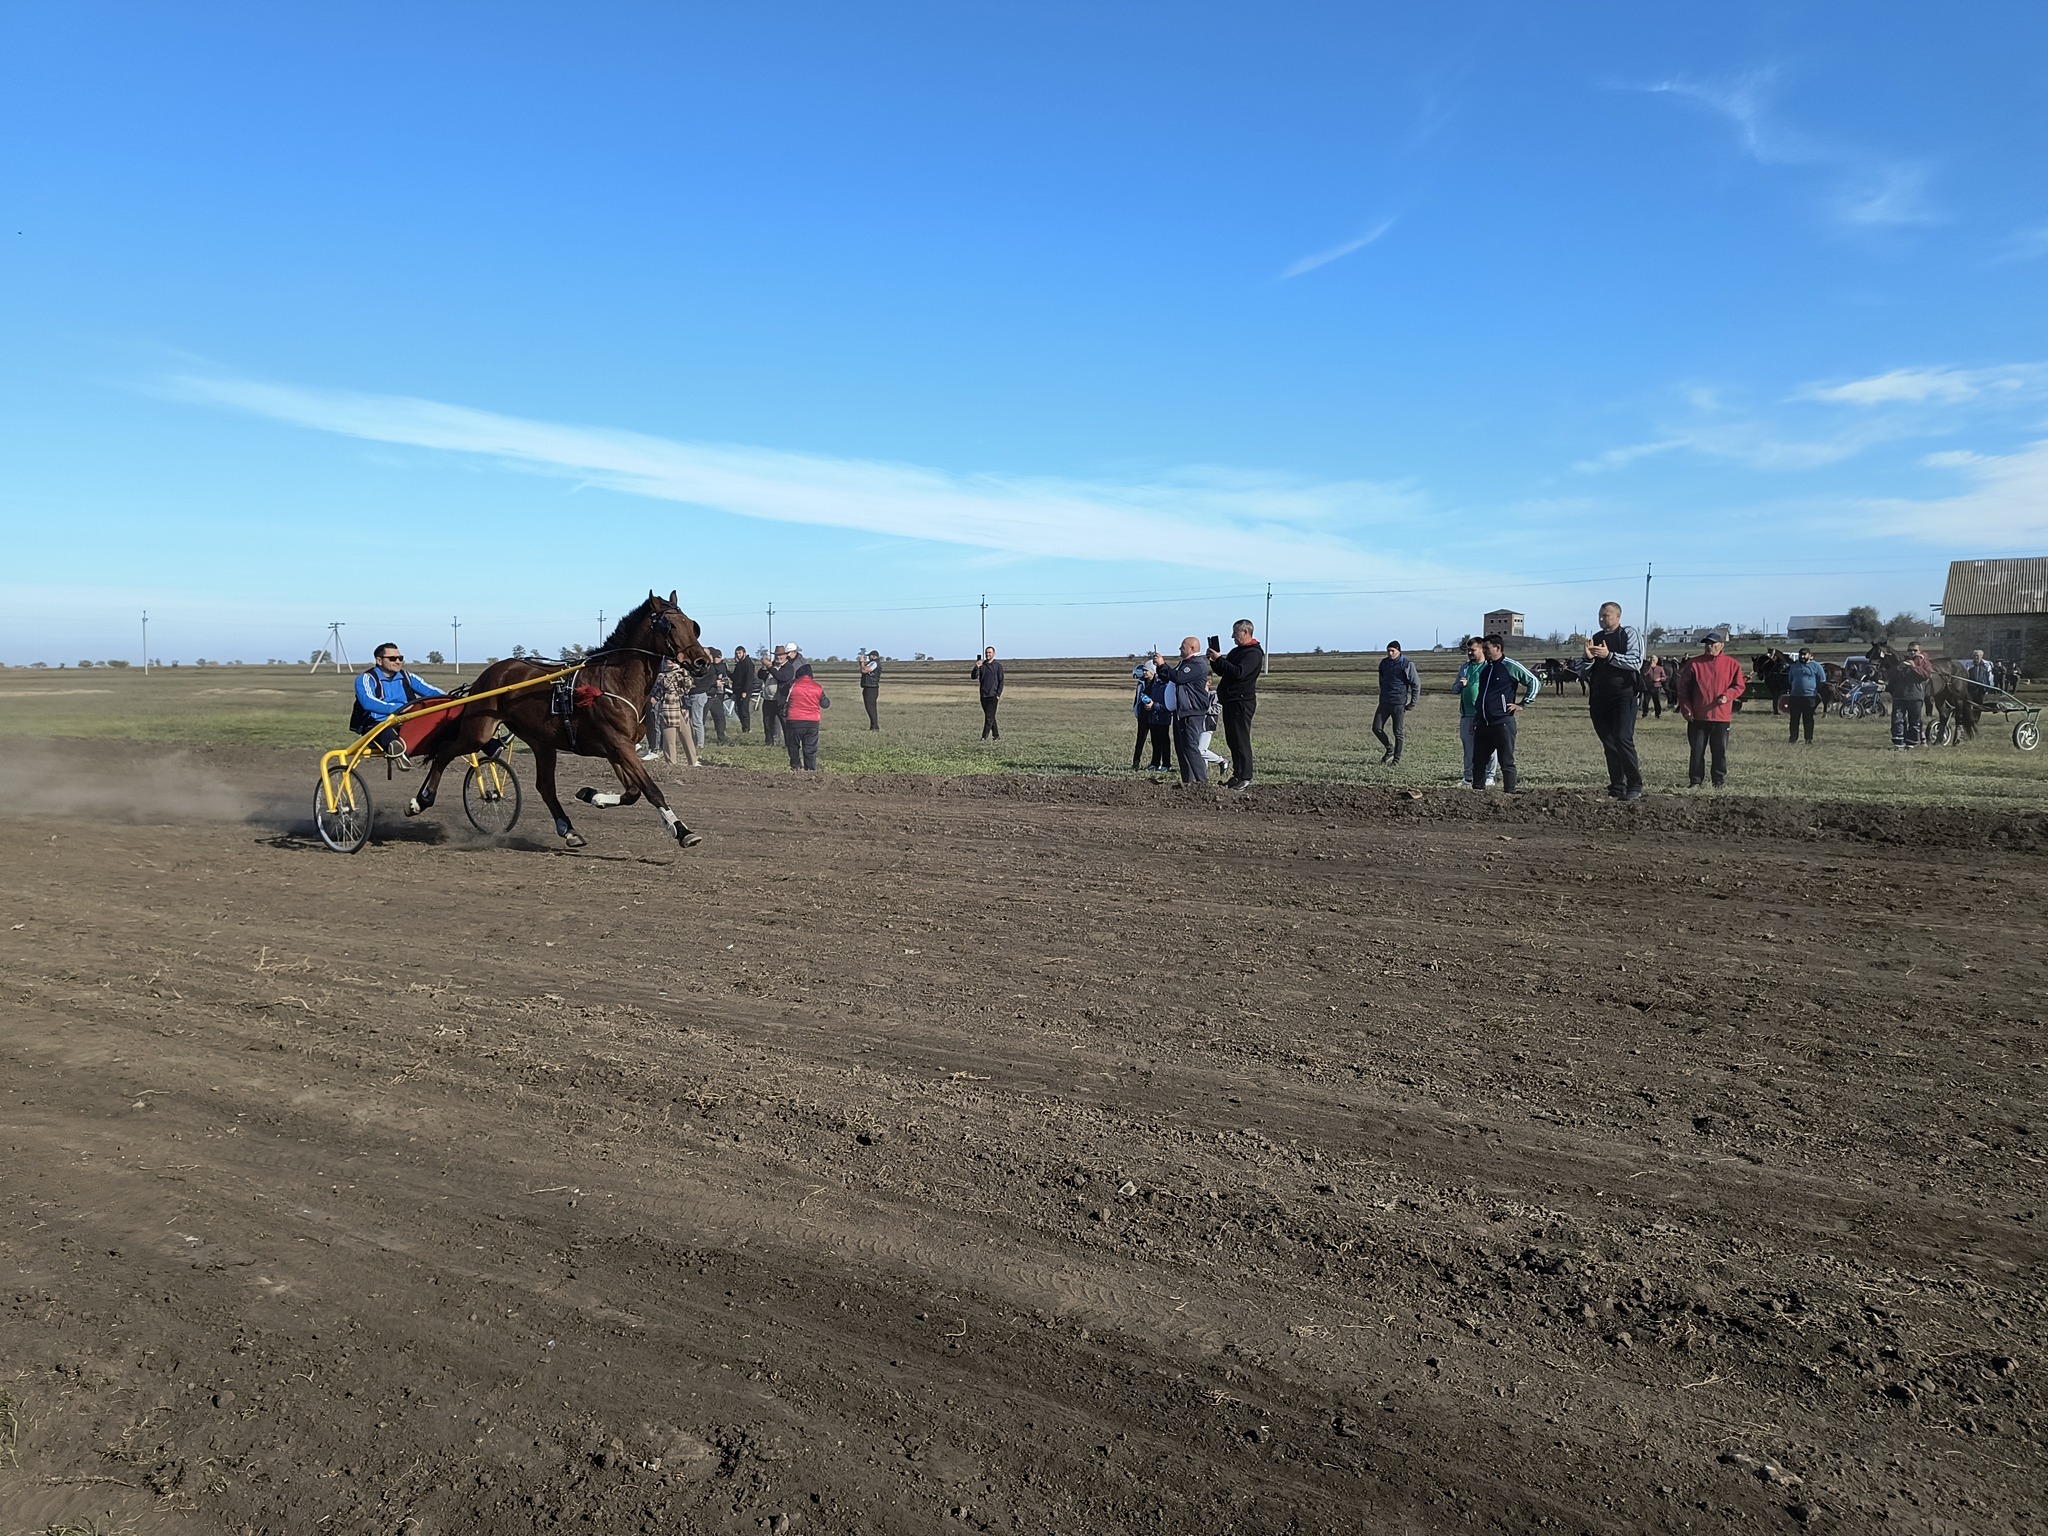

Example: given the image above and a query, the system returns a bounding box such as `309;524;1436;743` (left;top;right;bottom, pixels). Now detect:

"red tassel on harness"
574;683;604;709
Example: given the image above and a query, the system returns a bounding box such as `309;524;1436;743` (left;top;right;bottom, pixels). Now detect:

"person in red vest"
1677;632;1748;789
781;663;830;771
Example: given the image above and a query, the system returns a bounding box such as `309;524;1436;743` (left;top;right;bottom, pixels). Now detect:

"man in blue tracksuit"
1470;634;1540;793
1782;648;1826;744
1372;641;1421;766
352;642;446;764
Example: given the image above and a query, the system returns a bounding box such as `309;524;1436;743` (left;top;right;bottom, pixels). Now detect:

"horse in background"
407;591;713;850
1866;640;1980;746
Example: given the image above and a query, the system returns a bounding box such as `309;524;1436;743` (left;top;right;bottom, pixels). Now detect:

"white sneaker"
1483;778;1497;789
1457;778;1472;789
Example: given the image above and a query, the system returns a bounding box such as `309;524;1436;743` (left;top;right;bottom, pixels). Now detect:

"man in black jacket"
1153;637;1213;786
1371;640;1420;766
1207;619;1264;790
728;647;758;735
1585;601;1646;801
859;650;882;730
971;647;1004;739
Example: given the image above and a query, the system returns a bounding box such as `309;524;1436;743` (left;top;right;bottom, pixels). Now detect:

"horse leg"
405;708;501;816
531;743;586;848
577;731;702;849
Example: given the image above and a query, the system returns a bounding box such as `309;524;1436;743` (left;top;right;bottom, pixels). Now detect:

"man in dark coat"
1371;640;1420;766
1152;637;1213;786
859;650;882;730
1206;619;1265;790
728;646;758;735
970;646;1004;739
1584;600;1646;801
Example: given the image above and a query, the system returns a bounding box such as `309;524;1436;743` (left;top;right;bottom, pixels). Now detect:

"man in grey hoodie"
1372;641;1421;765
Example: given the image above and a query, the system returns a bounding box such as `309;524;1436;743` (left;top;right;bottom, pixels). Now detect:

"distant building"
1483;609;1524;640
1787;614;1856;643
1942;558;2048;670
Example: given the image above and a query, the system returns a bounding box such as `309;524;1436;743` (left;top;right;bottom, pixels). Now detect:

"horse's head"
1865;639;1896;664
645;590;712;668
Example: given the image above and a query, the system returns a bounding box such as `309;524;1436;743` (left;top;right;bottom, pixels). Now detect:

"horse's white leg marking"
590;791;624;808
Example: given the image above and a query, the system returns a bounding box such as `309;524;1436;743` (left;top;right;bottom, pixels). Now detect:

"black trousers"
1171;715;1207;784
1589;690;1642;790
1133;716;1170;769
1221;697;1255;783
863;688;879;730
763;700;782;747
1470;715;1518;790
734;694;752;734
784;719;819;770
1687;721;1729;785
1639;688;1661;718
1371;699;1406;759
980;696;1000;739
1786;696;1816;742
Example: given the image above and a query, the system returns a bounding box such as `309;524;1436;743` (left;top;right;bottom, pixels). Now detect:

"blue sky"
4;1;2045;663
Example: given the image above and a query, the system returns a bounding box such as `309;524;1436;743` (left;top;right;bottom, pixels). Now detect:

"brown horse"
1866;640;1979;746
405;591;712;850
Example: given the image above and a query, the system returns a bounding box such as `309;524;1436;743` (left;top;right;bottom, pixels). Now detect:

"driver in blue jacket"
353;642;446;765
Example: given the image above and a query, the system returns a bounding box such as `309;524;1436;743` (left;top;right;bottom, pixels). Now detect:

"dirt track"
2;743;2043;1534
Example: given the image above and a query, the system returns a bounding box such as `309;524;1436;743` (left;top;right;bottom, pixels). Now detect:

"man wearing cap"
859;649;883;730
1677;632;1747;788
1782;647;1826;744
1371;640;1420;767
1584;600;1646;801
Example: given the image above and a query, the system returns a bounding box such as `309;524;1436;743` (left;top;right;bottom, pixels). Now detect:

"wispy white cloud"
1796;364;2040;406
1992;223;2048;264
1632;67;1940;230
1280;218;1396;280
160;371;1443;586
1583;362;2046;476
1861;438;2048;544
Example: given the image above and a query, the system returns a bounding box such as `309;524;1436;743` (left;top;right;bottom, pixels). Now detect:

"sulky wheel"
2015;717;2041;753
314;766;373;853
462;756;523;835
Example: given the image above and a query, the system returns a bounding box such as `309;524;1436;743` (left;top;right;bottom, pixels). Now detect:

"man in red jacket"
1677;633;1748;788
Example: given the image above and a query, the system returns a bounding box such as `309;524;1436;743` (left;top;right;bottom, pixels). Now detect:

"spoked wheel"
2016;717;2041;752
463;756;523;835
314;766;373;853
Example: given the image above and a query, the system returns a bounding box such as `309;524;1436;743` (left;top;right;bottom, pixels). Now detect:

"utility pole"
141;611;149;676
979;593;988;653
311;621;348;674
451;616;461;678
596;610;605;646
1642;561;1654;641
1263;582;1272;674
766;602;775;654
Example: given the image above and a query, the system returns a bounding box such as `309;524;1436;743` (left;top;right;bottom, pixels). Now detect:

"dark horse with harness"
404;592;711;850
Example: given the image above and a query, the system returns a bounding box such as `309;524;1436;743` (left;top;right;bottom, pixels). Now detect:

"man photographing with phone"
1206;619;1264;790
1154;637;1215;786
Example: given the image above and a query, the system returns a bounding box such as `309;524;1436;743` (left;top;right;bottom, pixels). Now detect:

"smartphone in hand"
1207;634;1221;653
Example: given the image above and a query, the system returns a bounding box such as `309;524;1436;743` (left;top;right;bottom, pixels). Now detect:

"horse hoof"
679;831;703;849
404;799;422;817
575;786;598;805
562;831;587;849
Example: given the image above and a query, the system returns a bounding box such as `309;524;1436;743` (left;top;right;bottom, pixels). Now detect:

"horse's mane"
597;596;662;653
